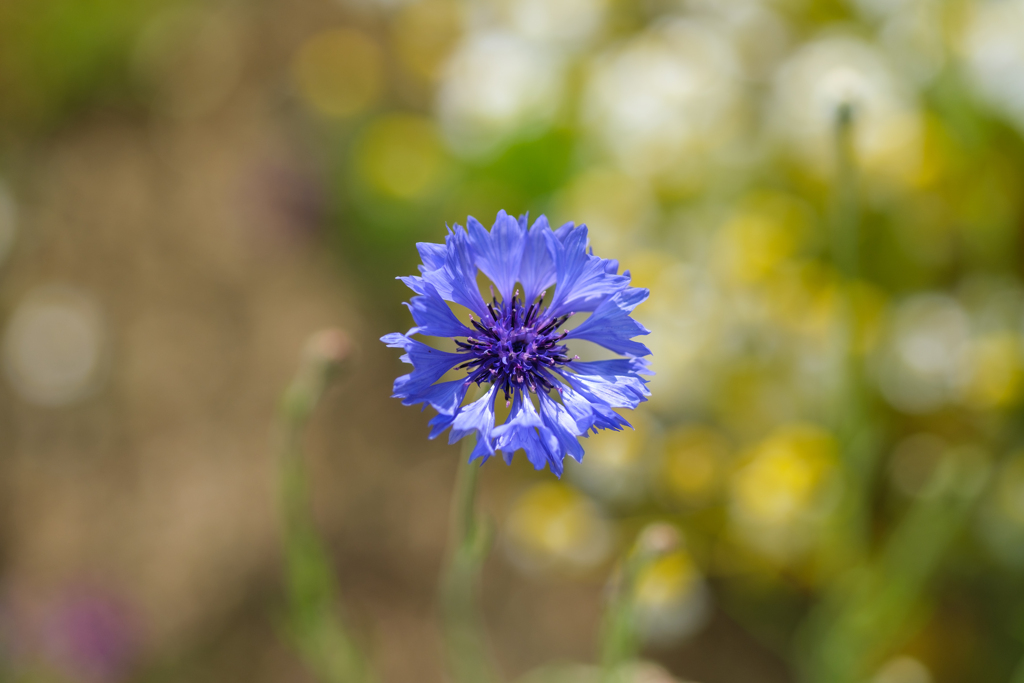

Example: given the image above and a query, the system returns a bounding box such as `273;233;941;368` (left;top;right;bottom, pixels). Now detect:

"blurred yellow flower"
504;482;612;574
964;334;1024;410
392;0;462;82
634;551;698;607
632;547;710;645
713;192;811;286
659;425;729;507
293;28;383;117
729;424;841;560
355;114;448;199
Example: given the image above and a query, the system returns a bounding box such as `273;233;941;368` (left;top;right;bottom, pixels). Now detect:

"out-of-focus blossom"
293;28;384;118
44;595;140;683
961;0;1024;135
382;212;652;475
392;0;463;82
0;179;17;267
582;19;743;181
495;0;608;47
657;425;729;508
0;590;140;683
570;413;656;504
437;30;563;156
632;548;710;645
355;114;449;200
873;294;971;414
504;482;613;574
555;169;657;258
878;1;945;86
133;7;246;120
4;286;107;407
871;656;933;683
729;424;841;561
711;191;812;287
963;333;1024;410
684;0;791;81
770;36;922;185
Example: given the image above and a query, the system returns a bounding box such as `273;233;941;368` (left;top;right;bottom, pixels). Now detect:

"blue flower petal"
538;392;585;464
557;386;597;434
449;387;497;459
518;216;556;303
383;334;467;400
565;288;651;356
467;211;525;300
493;393;559;472
444;226;490;317
561;366;649;411
402;378;469;415
405;282;475;338
545;224;631;316
417;242;448;273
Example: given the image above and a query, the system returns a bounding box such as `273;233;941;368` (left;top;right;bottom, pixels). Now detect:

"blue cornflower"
381;210;652;477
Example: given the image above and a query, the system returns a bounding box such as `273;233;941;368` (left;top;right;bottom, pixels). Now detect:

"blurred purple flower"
43;594;139;683
382;211;652;476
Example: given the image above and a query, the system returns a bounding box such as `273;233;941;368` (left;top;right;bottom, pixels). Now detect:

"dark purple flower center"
454;291;574;402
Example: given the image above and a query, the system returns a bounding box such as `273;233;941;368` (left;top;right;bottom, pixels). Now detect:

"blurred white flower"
496;0;607;47
962;0;1024;136
878;1;945;85
684;0;791;81
770;36;922;183
583;19;743;179
872;294;974;413
873;294;972;414
0;180;17;267
436;30;563;156
4;286;107;407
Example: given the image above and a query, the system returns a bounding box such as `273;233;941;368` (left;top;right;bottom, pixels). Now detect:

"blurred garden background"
2;0;1024;681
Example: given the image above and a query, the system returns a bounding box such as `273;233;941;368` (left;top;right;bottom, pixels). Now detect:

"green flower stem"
599;559;643;683
828;102;878;562
439;431;500;683
797;450;989;683
599;525;679;683
277;332;374;683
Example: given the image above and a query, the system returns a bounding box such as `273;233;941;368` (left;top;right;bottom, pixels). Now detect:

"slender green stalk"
439;431;500;683
796;449;988;683
277;331;373;683
599;524;680;683
826;101;878;563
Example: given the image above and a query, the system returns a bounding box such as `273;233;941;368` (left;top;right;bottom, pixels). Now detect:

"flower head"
382;210;652;476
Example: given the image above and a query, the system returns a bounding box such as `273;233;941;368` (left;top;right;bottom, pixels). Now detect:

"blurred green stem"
797;450;988;683
599;558;642;682
439;431;500;683
278;332;373;683
828;101;878;562
600;525;679;683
